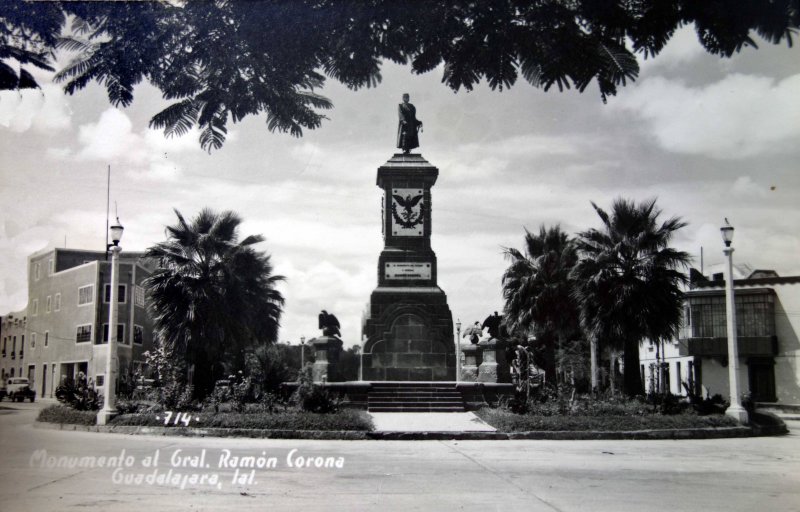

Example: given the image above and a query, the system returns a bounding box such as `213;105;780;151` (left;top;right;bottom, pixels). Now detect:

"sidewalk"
369;412;496;432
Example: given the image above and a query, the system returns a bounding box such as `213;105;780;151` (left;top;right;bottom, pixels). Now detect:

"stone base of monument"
460;343;481;382
477;338;510;384
310;335;343;383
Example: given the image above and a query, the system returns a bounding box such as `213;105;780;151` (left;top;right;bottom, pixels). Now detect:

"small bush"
55;374;101;411
292;368;338;413
37;405;98;426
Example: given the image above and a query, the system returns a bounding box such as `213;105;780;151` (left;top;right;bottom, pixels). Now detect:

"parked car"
7;377;36;402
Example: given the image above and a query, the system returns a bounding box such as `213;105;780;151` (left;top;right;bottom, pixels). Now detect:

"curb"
34;421;754;441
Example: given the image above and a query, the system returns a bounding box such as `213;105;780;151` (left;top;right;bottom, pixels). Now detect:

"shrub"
37;405;98;426
292;368;338;413
55;374;101;411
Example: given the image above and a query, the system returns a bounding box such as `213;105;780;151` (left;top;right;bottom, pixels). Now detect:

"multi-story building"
640;266;800;405
19;248;156;398
1;310;28;385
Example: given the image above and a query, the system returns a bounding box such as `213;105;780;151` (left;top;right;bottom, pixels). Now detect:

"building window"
101;323;126;344
46;296;52;313
104;284;127;304
44;332;48;347
96;375;104;387
78;285;94;306
76;325;92;343
34;262;40;281
133;325;144;345
48;259;54;276
31;299;38;316
134;285;145;308
31;333;36;349
690;293;775;338
54;293;61;312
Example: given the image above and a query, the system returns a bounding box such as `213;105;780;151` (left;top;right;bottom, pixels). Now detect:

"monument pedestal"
478;338;510;383
460;343;481;382
362;154;455;381
310;335;343;383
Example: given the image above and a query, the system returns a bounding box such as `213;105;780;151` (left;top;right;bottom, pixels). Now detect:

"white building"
640;265;800;405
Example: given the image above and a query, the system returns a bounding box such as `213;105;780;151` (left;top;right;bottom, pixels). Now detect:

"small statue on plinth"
318;310;341;338
462;321;482;344
397;93;423;154
481;311;504;339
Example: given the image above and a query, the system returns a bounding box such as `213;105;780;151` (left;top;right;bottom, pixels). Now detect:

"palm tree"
144;208;285;397
571;198;690;396
502;225;580;386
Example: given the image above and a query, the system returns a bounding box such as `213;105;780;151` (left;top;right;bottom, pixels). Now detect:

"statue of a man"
397;93;422;154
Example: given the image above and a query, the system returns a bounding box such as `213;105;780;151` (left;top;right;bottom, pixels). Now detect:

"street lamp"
98;218;123;425
300;336;306;369
359;334;366;382
721;219;748;423
455;318;462;383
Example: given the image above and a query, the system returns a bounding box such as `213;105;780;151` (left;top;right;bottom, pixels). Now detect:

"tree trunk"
623;338;643;396
590;337;598;393
609;350;616;394
532;331;557;388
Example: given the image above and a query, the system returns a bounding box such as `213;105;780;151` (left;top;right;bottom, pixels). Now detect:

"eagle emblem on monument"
391;191;424;229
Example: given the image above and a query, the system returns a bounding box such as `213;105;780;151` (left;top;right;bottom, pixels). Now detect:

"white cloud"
0;83;72;133
77;108;146;162
611;73;800;159
640;24;706;70
731;176;767;198
53;107;204;182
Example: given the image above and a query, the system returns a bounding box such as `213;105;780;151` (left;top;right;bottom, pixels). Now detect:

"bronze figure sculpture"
318;310;341;338
397;93;422;154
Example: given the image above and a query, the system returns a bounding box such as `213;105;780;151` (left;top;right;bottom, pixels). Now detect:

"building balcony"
680;336;777;358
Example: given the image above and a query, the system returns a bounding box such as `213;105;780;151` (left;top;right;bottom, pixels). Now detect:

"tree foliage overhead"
0;1;62;90
3;0;798;150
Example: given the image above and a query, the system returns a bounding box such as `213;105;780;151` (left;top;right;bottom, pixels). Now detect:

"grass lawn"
37;405;374;431
476;408;739;432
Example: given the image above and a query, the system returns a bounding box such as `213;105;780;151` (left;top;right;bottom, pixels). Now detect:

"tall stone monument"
361;152;456;381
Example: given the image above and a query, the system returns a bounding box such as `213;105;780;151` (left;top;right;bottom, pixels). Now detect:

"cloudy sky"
1;25;798;347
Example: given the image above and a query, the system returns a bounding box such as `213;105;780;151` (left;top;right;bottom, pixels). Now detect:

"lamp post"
455;319;461;383
97;219;123;425
300;336;306;370
359;334;366;382
721;220;748;423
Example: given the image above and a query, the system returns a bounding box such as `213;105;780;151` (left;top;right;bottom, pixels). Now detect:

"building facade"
15;248;156;398
640;267;800;405
1;310;28;385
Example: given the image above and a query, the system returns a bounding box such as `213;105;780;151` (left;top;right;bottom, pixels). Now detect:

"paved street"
1;401;799;512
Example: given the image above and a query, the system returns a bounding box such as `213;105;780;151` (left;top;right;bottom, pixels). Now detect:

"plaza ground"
0;400;798;512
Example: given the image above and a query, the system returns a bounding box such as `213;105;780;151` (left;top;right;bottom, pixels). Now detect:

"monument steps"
367;383;466;412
